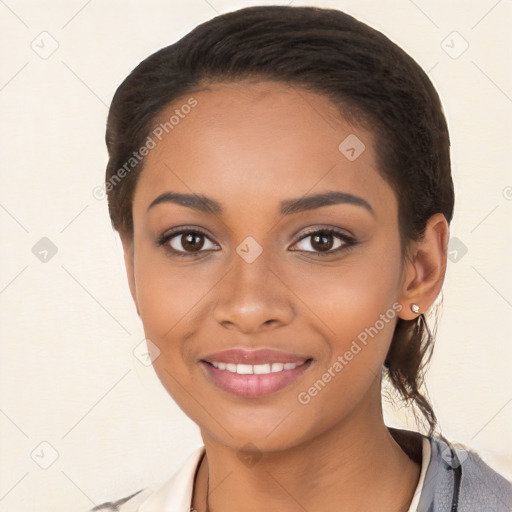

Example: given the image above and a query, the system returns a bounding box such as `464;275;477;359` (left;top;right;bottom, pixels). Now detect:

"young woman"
95;5;512;512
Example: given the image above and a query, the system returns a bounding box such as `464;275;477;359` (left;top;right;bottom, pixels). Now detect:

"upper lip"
200;348;312;365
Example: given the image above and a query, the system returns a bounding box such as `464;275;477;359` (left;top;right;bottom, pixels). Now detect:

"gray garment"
416;434;512;511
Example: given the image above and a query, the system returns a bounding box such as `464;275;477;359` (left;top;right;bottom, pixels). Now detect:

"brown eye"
310;232;335;252
291;229;355;257
159;229;218;256
177;232;205;252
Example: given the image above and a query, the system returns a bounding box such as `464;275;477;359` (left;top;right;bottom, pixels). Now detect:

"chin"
197;406;322;454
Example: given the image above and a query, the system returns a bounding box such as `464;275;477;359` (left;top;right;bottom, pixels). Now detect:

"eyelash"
157;226;357;258
293;227;357;257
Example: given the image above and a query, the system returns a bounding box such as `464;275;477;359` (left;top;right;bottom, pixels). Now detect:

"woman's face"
124;80;413;451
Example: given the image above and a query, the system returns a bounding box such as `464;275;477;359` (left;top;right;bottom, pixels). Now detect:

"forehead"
133;80;396;220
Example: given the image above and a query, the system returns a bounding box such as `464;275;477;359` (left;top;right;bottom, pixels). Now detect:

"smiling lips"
200;348;313;398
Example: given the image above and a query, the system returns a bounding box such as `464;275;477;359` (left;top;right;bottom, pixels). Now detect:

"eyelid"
289;227;356;255
294;225;354;241
157;226;220;256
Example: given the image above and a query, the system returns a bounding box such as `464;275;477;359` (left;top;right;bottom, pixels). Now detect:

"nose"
213;247;295;334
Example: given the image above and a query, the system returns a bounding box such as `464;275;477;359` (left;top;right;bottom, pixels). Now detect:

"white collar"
138;446;205;512
406;437;431;512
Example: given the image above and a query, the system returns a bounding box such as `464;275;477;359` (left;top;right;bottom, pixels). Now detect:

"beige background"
0;0;511;510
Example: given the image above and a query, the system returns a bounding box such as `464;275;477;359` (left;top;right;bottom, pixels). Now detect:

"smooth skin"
120;81;449;512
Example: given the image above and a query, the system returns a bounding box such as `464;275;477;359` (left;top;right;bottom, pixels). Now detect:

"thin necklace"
205;469;210;512
202;453;210;512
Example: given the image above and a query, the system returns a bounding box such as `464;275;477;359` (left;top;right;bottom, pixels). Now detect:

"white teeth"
236;364;253;375
253;363;271;374
210;361;301;374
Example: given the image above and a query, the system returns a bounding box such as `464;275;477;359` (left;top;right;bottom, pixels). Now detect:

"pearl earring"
411;304;420;314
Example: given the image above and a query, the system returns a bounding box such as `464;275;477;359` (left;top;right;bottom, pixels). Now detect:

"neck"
192;387;421;512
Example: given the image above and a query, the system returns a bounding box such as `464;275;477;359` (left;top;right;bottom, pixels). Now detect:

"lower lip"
200;360;313;398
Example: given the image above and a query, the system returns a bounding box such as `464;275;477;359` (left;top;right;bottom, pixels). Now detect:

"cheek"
289;250;402;406
294;247;401;342
133;243;214;341
132;254;208;407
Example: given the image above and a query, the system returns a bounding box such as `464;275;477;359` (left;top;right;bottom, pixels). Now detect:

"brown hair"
105;5;454;436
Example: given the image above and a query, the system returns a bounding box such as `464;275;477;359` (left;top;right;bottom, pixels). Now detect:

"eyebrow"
280;191;375;217
147;190;375;217
147;191;222;215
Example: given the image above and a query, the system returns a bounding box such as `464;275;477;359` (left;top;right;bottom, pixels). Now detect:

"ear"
119;230;140;317
397;213;450;320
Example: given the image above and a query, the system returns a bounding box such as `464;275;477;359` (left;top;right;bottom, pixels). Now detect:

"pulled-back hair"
105;5;454;437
